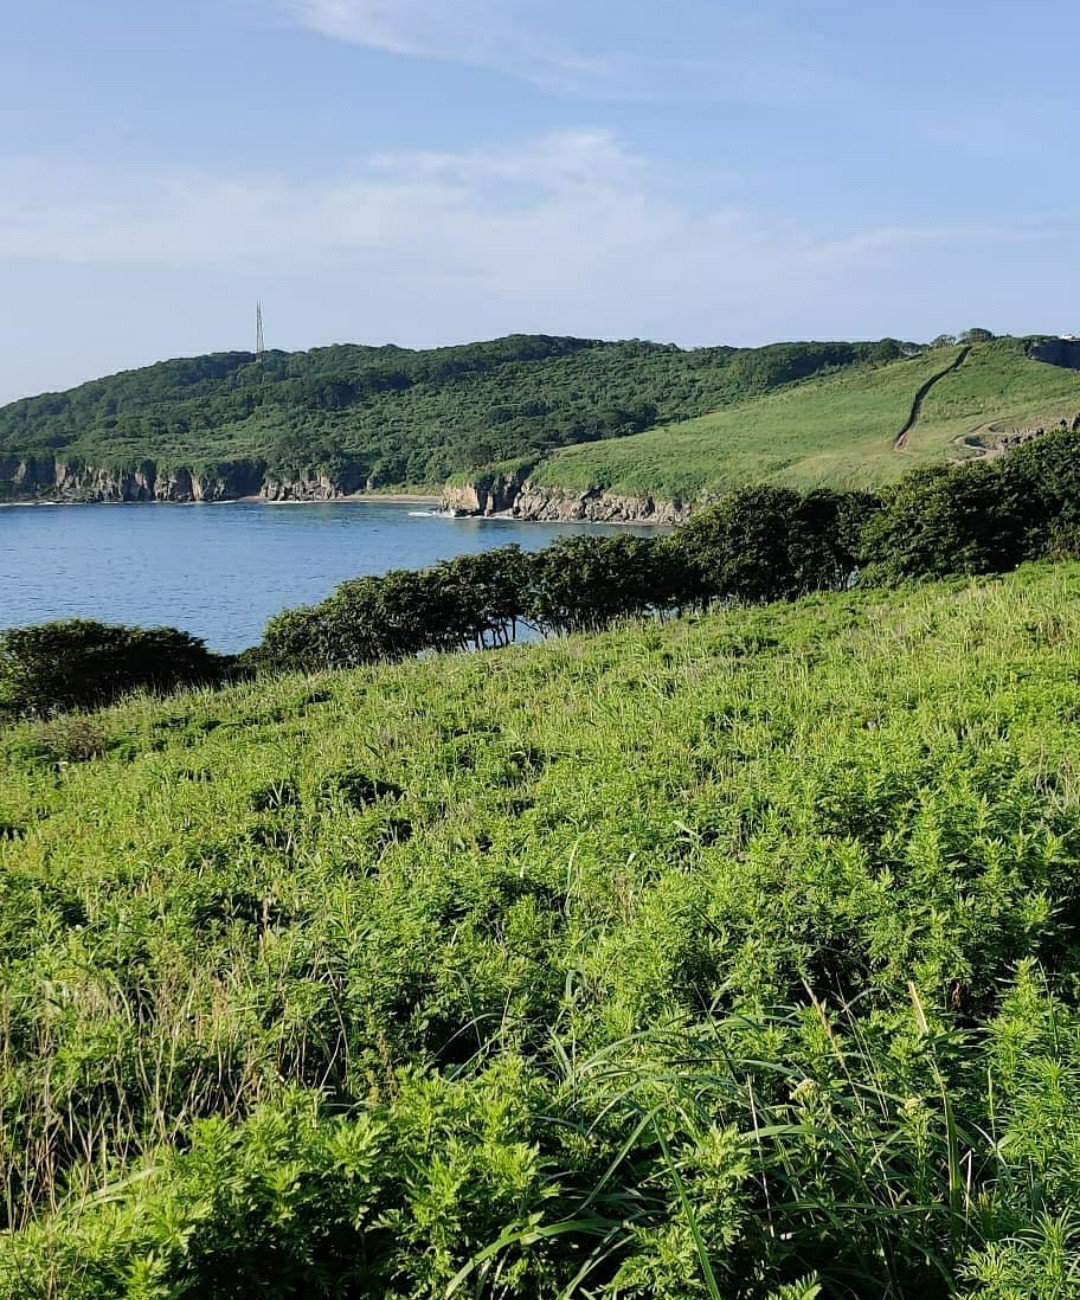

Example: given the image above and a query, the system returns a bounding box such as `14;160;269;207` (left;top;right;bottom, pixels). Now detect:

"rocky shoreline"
439;474;691;524
0;456;440;507
0;454;682;522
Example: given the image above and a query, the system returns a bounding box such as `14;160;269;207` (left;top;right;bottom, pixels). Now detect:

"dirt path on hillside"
948;412;1080;464
951;424;998;461
894;346;972;451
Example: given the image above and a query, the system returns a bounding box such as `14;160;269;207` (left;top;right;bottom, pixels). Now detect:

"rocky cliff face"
441;471;692;524
1030;339;1080;371
512;484;692;524
0;457;354;503
0;453;692;521
441;465;534;517
260;463;369;502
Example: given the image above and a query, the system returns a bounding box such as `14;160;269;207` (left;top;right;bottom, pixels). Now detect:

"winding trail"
894;346;972;451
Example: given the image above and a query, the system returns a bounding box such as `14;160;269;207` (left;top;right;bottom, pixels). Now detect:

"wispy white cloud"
0;132;1065;360
0;132;990;271
280;0;605;92
276;0;834;102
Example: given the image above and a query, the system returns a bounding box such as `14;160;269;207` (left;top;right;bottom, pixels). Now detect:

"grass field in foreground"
530;338;1080;501
5;565;1080;1294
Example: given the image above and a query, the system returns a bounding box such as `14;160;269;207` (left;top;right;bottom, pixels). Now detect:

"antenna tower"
255;302;265;360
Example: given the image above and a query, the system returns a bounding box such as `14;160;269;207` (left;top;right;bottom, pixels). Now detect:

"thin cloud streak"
278;0;836;103
281;0;605;91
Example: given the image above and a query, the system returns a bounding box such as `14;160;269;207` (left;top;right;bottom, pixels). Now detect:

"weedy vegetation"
5;557;1080;1295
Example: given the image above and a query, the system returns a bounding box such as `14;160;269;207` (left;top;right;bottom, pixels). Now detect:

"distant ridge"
3;331;1080;512
0;334;903;502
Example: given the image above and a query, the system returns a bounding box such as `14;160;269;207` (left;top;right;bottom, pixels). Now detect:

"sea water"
0;501;659;652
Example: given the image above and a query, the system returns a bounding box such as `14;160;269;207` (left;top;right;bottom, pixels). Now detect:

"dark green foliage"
0;619;229;718
261;546;533;672
525;534;667;634
998;429;1080;557
959;327;997;343
672;486;874;606
860;464;1021;582
0;336;905;491
861;429;1080;583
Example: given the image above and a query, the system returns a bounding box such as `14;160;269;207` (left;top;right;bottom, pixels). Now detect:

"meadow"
4;563;1080;1295
531;339;1080;501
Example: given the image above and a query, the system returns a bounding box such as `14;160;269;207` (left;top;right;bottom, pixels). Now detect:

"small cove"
0;500;659;652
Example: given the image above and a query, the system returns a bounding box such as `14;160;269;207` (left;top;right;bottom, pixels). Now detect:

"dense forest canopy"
0;334;907;486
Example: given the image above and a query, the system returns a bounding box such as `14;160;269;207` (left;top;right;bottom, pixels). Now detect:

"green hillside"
0;335;901;490
530;337;1080;502
6;564;1080;1294
907;337;1080;452
5;331;1080;506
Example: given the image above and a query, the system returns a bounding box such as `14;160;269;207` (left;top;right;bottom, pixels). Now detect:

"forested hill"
0;334;905;494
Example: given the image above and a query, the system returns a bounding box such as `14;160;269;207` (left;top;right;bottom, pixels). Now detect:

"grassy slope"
531;338;1080;500
906;339;1080;452
7;334;1080;502
6;566;1080;1290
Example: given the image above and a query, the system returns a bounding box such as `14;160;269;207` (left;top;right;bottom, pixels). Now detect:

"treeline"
0;334;906;490
255;487;875;673
6;428;1080;718
256;428;1080;672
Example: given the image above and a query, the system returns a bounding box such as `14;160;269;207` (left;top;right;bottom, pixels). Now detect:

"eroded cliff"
441;471;692;524
0;457;363;504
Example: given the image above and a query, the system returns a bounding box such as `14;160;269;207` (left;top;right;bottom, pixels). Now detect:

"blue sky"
2;0;1079;402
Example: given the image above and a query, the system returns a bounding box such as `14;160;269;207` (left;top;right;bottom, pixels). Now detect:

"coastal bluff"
441;469;691;523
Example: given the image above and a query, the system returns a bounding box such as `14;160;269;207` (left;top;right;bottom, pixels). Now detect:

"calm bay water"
0;501;658;652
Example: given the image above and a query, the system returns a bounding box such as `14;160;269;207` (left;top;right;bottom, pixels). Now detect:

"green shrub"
0;619;230;718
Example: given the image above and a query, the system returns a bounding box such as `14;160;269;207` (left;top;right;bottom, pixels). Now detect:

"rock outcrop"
440;471;693;524
441;465;534;517
511;484;692;524
0;457;353;503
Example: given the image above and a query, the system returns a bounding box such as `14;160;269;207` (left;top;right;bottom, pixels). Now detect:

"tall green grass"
5;566;1080;1294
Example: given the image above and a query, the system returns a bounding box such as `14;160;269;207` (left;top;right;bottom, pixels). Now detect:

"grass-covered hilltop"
6;562;1080;1297
4;328;1080;516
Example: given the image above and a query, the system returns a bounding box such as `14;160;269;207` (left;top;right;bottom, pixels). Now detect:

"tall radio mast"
255;302;265;360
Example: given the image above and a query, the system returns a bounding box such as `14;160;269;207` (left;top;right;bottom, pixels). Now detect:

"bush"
672;486;875;606
859;464;1023;583
525;534;665;634
0;619;230;718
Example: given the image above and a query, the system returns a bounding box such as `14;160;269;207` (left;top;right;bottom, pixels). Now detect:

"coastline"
0;492;443;509
0;490;678;524
235;492;442;506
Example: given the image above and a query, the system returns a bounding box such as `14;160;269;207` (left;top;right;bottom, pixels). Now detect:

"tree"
673;486;805;606
0;620;228;718
996;428;1080;559
526;535;663;634
859;463;1022;583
